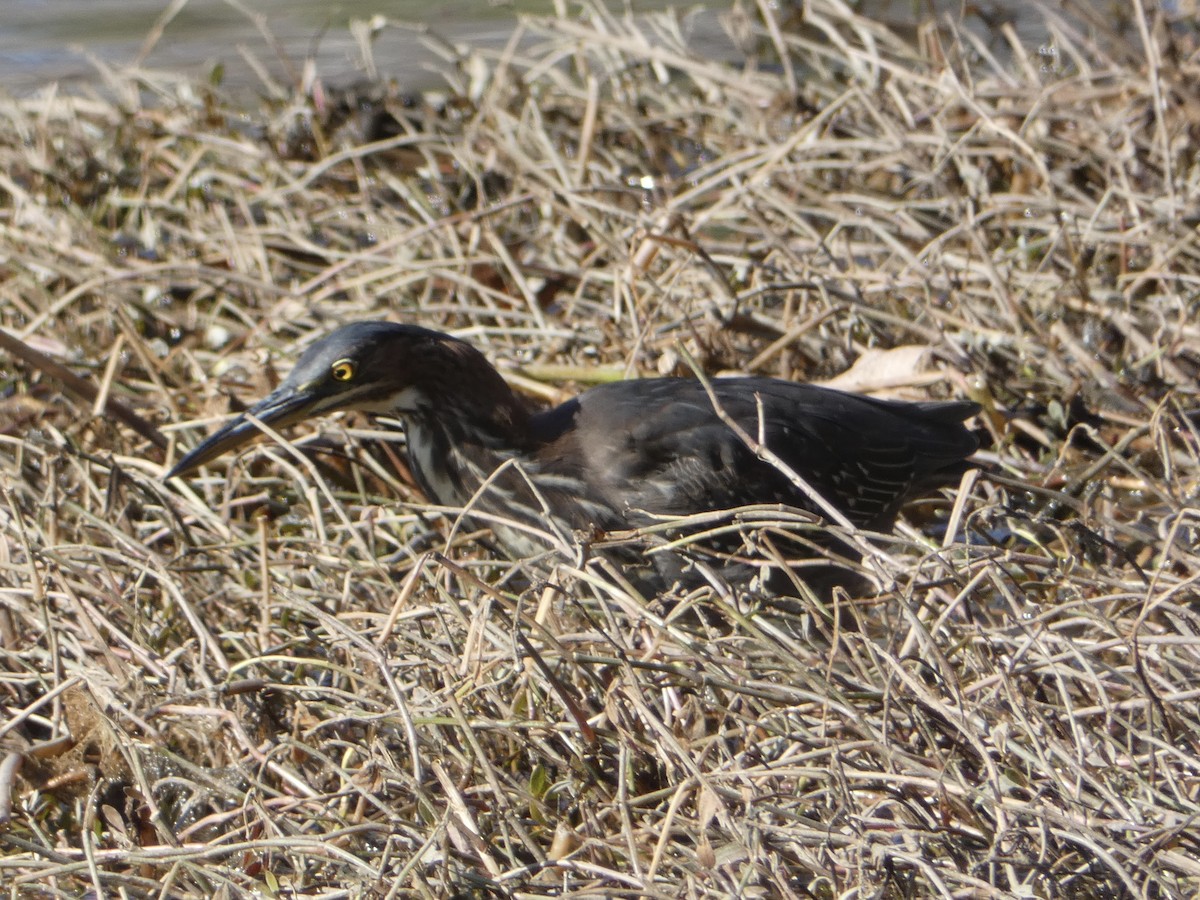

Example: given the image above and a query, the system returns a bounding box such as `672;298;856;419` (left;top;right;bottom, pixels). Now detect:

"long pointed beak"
166;384;320;478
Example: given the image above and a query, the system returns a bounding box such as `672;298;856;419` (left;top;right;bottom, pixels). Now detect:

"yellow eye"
330;359;356;382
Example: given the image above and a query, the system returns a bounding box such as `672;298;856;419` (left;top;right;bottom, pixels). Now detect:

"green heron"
168;322;979;593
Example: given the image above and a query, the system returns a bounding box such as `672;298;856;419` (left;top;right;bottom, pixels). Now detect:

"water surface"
1;1;1088;98
1;0;729;95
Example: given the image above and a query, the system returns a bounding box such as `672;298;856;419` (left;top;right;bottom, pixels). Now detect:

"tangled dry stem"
2;0;1199;896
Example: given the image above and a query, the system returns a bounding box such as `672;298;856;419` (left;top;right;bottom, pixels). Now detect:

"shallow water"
0;0;1079;98
0;0;731;96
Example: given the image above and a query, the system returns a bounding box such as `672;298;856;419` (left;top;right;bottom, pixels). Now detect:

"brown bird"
168;322;979;594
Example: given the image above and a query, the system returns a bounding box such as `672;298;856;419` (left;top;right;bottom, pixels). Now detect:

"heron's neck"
399;352;533;506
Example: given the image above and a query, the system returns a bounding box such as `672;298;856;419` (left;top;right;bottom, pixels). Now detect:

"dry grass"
2;0;1200;896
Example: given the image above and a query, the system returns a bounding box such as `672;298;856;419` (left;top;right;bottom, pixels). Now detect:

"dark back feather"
525;378;978;531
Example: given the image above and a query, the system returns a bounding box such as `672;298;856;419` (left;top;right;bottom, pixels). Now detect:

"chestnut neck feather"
396;336;538;508
410;336;531;449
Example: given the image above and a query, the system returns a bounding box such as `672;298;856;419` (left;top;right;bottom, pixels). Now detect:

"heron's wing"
532;378;977;529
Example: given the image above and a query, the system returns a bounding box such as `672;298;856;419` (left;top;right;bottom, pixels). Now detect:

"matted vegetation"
2;0;1199;896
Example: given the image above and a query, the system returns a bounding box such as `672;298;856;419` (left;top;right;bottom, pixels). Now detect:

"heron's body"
169;322;980;593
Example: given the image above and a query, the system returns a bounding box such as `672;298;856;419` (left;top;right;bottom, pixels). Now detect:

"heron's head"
166;321;509;477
